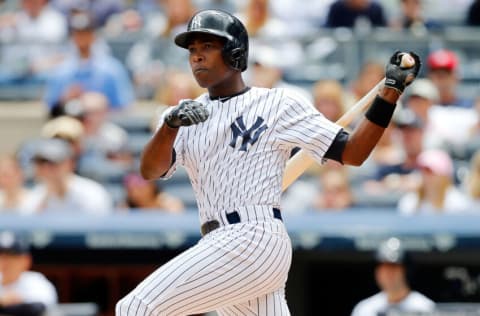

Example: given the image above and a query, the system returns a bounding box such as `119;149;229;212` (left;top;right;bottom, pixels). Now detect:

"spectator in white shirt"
0;231;57;316
24;138;113;215
0;0;67;82
398;149;471;214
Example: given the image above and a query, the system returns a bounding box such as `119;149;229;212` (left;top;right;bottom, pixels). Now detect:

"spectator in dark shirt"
325;0;387;28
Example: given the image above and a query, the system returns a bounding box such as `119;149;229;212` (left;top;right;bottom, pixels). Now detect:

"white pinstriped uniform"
116;87;342;316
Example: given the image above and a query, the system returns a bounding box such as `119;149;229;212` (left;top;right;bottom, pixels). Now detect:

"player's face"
187;34;234;89
375;263;407;292
0;253;31;284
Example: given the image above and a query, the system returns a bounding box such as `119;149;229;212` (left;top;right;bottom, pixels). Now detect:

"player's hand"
164;100;209;128
384;51;421;94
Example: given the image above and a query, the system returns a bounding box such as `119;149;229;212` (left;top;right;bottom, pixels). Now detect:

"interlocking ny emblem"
229;116;268;151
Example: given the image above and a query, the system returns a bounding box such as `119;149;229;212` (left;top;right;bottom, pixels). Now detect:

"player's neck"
208;75;247;100
386;286;410;304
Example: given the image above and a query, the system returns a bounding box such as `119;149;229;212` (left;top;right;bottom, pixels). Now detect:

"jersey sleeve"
155;107;185;180
275;89;343;164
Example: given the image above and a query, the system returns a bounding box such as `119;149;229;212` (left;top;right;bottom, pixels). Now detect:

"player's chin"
193;75;211;88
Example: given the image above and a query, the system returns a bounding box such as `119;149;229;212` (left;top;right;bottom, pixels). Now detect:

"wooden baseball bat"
281;78;386;191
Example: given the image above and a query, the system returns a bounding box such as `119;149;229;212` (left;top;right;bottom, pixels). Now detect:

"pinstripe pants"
116;219;292;316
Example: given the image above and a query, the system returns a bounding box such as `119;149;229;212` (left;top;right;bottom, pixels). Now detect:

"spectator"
404;78;439;124
364;109;424;194
427;49;474;108
74;92;133;182
0;0;67;82
325;0;387;28
47;92;133;185
0;231;57;316
0;156;32;212
52;0;125;28
248;44;309;100
125;0;197;96
0;0;67;43
405;78;476;151
121;173;184;213
45;12;134;111
140;0;195;38
397;149;471;214
351;237;435;316
464;150;480;208
24;138;113;215
312;79;348;122
41;115;85;160
313;169;355;211
350;61;385;104
390;0;442;32
76;92;129;158
155;70;204;106
237;0;289;38
269;0;335;36
466;0;480;25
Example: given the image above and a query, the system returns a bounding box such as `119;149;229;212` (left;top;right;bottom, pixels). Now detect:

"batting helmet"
174;9;249;72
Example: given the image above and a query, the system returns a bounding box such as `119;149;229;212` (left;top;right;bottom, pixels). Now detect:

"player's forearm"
342;117;386;166
342;87;400;166
140;124;179;180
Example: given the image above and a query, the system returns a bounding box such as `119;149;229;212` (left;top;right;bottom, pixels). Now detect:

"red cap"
427;50;458;71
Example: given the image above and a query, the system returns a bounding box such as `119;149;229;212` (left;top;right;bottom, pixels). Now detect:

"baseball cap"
41;116;84;143
408;79;439;102
376;237;405;264
0;231;30;254
416;149;453;177
69;12;95;31
32;138;73;164
394;108;423;129
427;49;458;71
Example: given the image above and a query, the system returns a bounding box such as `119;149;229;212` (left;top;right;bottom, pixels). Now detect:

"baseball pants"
116;219;292;316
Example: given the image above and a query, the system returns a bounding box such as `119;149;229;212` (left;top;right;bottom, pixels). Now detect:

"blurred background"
1;0;480;315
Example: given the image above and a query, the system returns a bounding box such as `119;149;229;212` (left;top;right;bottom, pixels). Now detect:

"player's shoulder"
351;292;386;316
407;291;435;308
274;86;314;108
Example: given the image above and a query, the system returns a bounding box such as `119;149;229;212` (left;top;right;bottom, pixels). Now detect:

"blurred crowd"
0;0;480;216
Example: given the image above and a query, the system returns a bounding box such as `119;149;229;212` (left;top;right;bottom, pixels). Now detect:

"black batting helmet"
174;9;249;72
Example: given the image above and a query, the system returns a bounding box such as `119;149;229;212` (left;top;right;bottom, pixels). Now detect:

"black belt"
201;208;282;236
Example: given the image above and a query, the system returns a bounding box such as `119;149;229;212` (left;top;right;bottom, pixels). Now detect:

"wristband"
365;96;396;128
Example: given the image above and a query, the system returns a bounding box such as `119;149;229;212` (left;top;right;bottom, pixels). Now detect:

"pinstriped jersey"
159;87;342;223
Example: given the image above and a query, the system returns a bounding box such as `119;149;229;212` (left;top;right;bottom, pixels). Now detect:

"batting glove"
165;100;209;128
385;51;422;94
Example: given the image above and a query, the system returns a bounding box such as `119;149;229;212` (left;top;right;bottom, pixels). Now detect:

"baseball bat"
281;77;386;191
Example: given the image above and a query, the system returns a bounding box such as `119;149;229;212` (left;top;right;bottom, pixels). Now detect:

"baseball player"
351;238;435;316
116;9;421;316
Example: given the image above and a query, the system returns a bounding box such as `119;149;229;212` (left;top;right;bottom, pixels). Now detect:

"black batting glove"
384;51;422;94
164;100;209;128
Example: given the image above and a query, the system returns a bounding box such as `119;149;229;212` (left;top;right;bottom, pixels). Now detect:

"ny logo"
229;116;268;151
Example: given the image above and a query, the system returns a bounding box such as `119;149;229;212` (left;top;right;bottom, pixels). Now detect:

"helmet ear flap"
223;38;246;71
229;47;245;70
